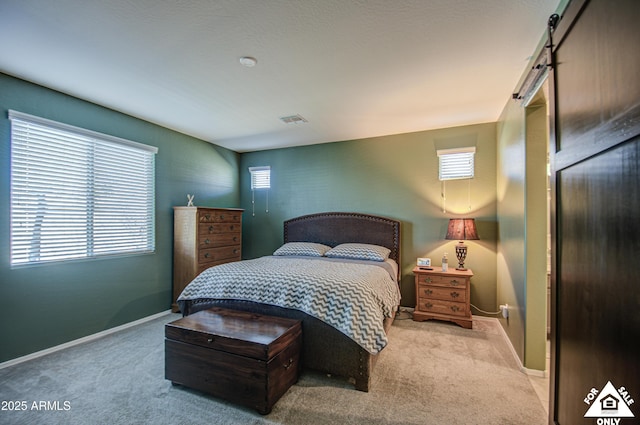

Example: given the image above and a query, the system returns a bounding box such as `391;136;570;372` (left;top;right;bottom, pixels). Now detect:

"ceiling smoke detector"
279;114;308;124
239;56;257;67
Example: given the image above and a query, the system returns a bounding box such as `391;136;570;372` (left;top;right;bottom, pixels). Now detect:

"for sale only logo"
584;381;635;424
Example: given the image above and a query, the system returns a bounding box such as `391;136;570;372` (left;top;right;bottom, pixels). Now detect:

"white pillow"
325;243;391;262
273;242;332;257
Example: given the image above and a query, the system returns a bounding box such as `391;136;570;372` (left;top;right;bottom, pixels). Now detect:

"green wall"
240;123;498;310
496;79;550;372
496;97;528;364
494;0;570;371
0;73;240;363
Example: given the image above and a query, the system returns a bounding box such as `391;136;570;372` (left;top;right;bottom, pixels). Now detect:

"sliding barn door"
549;0;640;423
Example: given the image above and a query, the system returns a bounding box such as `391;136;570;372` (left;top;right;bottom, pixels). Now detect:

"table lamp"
445;218;479;270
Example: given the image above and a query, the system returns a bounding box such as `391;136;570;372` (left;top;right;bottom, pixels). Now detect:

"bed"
177;211;401;391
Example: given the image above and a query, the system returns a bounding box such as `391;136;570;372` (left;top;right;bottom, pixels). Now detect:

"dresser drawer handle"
207;338;214;343
233;249;239;254
450;291;459;299
204;253;210;258
424;289;433;296
230;225;235;230
450;279;460;286
425;302;433;309
233;236;238;242
208;225;214;232
423;277;432;284
204;239;211;245
219;214;225;220
283;358;294;370
204;214;211;220
450;305;460;312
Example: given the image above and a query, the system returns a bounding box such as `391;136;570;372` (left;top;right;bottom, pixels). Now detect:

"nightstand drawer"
415;274;466;288
418;285;467;302
418;298;468;317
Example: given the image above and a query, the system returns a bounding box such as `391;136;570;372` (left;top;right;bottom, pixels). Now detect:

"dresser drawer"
418;298;468;317
199;245;241;263
415;274;467;288
198;232;241;249
197;259;236;275
418;285;467;302
199;210;243;223
199;223;241;235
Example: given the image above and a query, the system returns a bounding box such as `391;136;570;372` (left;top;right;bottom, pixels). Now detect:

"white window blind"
249;166;271;190
9;110;157;266
249;166;270;216
437;147;476;181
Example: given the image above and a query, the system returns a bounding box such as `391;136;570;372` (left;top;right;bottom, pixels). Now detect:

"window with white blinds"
437;147;476;180
9;110;157;266
249;166;271;189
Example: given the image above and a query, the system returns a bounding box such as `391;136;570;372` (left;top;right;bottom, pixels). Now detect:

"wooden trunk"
165;308;302;414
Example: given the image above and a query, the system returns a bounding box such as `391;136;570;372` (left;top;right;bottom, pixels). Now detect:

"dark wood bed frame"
178;211;401;391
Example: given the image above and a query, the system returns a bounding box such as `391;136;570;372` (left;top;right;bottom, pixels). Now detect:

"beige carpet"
0;312;547;424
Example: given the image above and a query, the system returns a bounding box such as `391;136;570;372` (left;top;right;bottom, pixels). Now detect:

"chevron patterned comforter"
177;256;400;354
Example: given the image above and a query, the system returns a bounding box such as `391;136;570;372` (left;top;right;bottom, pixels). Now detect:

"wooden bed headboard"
283;212;401;271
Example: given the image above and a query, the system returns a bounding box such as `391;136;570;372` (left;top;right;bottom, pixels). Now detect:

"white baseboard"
0;310;173;370
473;315;546;377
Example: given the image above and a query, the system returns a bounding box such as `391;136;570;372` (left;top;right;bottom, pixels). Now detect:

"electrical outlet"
499;304;509;319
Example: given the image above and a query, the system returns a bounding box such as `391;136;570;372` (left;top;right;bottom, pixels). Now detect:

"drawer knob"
425;289;433;295
423;277;432;283
204;214;211;220
219;214;225;220
233;249;239;254
204;253;210;258
204;239;210;245
207;338;214;343
425;302;433;309
450;279;460;286
233;236;238;242
450;305;460;312
283;358;294;369
209;225;214;232
450;291;459;299
230;225;235;230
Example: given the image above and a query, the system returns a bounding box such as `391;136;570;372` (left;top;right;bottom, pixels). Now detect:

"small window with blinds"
437;147;476;180
249;166;271;190
9;110;157;266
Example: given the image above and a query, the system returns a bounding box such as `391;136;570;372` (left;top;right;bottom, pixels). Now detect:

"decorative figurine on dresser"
412;266;473;329
172;206;243;312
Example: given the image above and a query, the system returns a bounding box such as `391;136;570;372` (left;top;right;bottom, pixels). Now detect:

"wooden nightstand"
412;266;473;329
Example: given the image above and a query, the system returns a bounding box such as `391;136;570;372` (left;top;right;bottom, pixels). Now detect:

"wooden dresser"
172;207;243;312
412;267;473;329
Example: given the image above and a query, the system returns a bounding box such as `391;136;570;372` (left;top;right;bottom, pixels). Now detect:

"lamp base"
455;242;467;271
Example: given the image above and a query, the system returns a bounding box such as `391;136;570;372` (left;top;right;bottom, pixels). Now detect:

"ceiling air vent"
279;114;308;124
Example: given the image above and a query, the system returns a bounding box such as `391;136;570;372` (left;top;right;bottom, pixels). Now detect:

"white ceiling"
0;0;559;152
